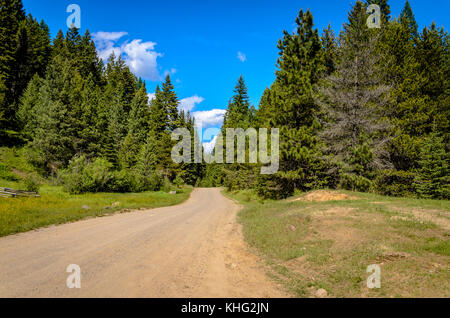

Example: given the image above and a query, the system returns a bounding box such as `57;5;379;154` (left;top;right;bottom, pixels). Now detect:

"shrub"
131;170;162;192
62;156;113;194
375;170;416;197
109;169;135;193
62;155;164;194
0;164;19;181
161;177;175;193
254;174;294;200
223;167;258;192
173;174;185;189
22;174;41;193
139;172;162;192
339;173;372;192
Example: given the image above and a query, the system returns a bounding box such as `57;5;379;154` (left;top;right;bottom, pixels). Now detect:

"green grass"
0;180;192;237
225;189;450;298
0;147;40;177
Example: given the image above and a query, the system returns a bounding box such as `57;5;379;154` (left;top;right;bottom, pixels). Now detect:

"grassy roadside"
0;179;192;237
225;189;450;298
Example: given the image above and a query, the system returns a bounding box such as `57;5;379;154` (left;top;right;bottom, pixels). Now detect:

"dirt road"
0;188;287;298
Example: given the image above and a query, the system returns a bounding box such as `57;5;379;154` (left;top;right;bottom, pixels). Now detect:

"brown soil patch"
375;252;411;263
11;168;27;179
294;190;358;202
302;207;371;251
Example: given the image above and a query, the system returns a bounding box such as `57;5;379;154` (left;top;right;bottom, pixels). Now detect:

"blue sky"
22;0;449;148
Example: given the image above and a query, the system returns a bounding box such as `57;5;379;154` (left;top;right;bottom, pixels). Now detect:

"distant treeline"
0;0;448;199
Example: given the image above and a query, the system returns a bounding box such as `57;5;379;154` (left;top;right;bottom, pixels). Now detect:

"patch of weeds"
423;240;450;256
390;218;437;231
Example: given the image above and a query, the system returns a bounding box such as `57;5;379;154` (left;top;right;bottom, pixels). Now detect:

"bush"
0;164;20;181
132;171;162;192
161;177;175;193
254;174;294;200
109;169;134;193
375;170;416;197
223;168;257;192
62;155;164;194
22;174;41;193
173;174;185;189
62;156;113;194
339;173;372;192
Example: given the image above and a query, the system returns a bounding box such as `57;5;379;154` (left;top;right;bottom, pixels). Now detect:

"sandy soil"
292;190;357;202
0;188;288;298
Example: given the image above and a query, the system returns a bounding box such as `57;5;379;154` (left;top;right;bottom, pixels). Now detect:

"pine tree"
104;52;136;114
32;55;84;172
148;80;178;180
78;30;103;85
160;75;180;131
12;15;51;116
415;131;449;199
220;76;256;190
65;27;82;58
148;85;167;136
101;81;126;166
117;133;139;169
266;9;326;196
137;134;158;173
127;85;150;144
17;73;42;140
178;113;204;186
52;30;66;57
98;53;138;165
134;133;161;191
416;23;449;144
399;0;418;39
0;0;42;142
118;85;150;168
318;1;391;182
78;74;103;156
275;9;324;129
223;75;251;129
254;87;273;128
376;9;426;172
321;24;337;76
0;0;25;85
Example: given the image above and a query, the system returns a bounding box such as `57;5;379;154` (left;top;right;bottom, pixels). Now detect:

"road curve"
0;188;287;298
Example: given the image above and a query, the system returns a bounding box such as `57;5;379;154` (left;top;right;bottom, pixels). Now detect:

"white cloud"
93;31;128;42
179;95;205;112
163;68;177;78
193;109;226;128
237;51;247;62
122;40;162;81
92;31;164;81
92;31;127;62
